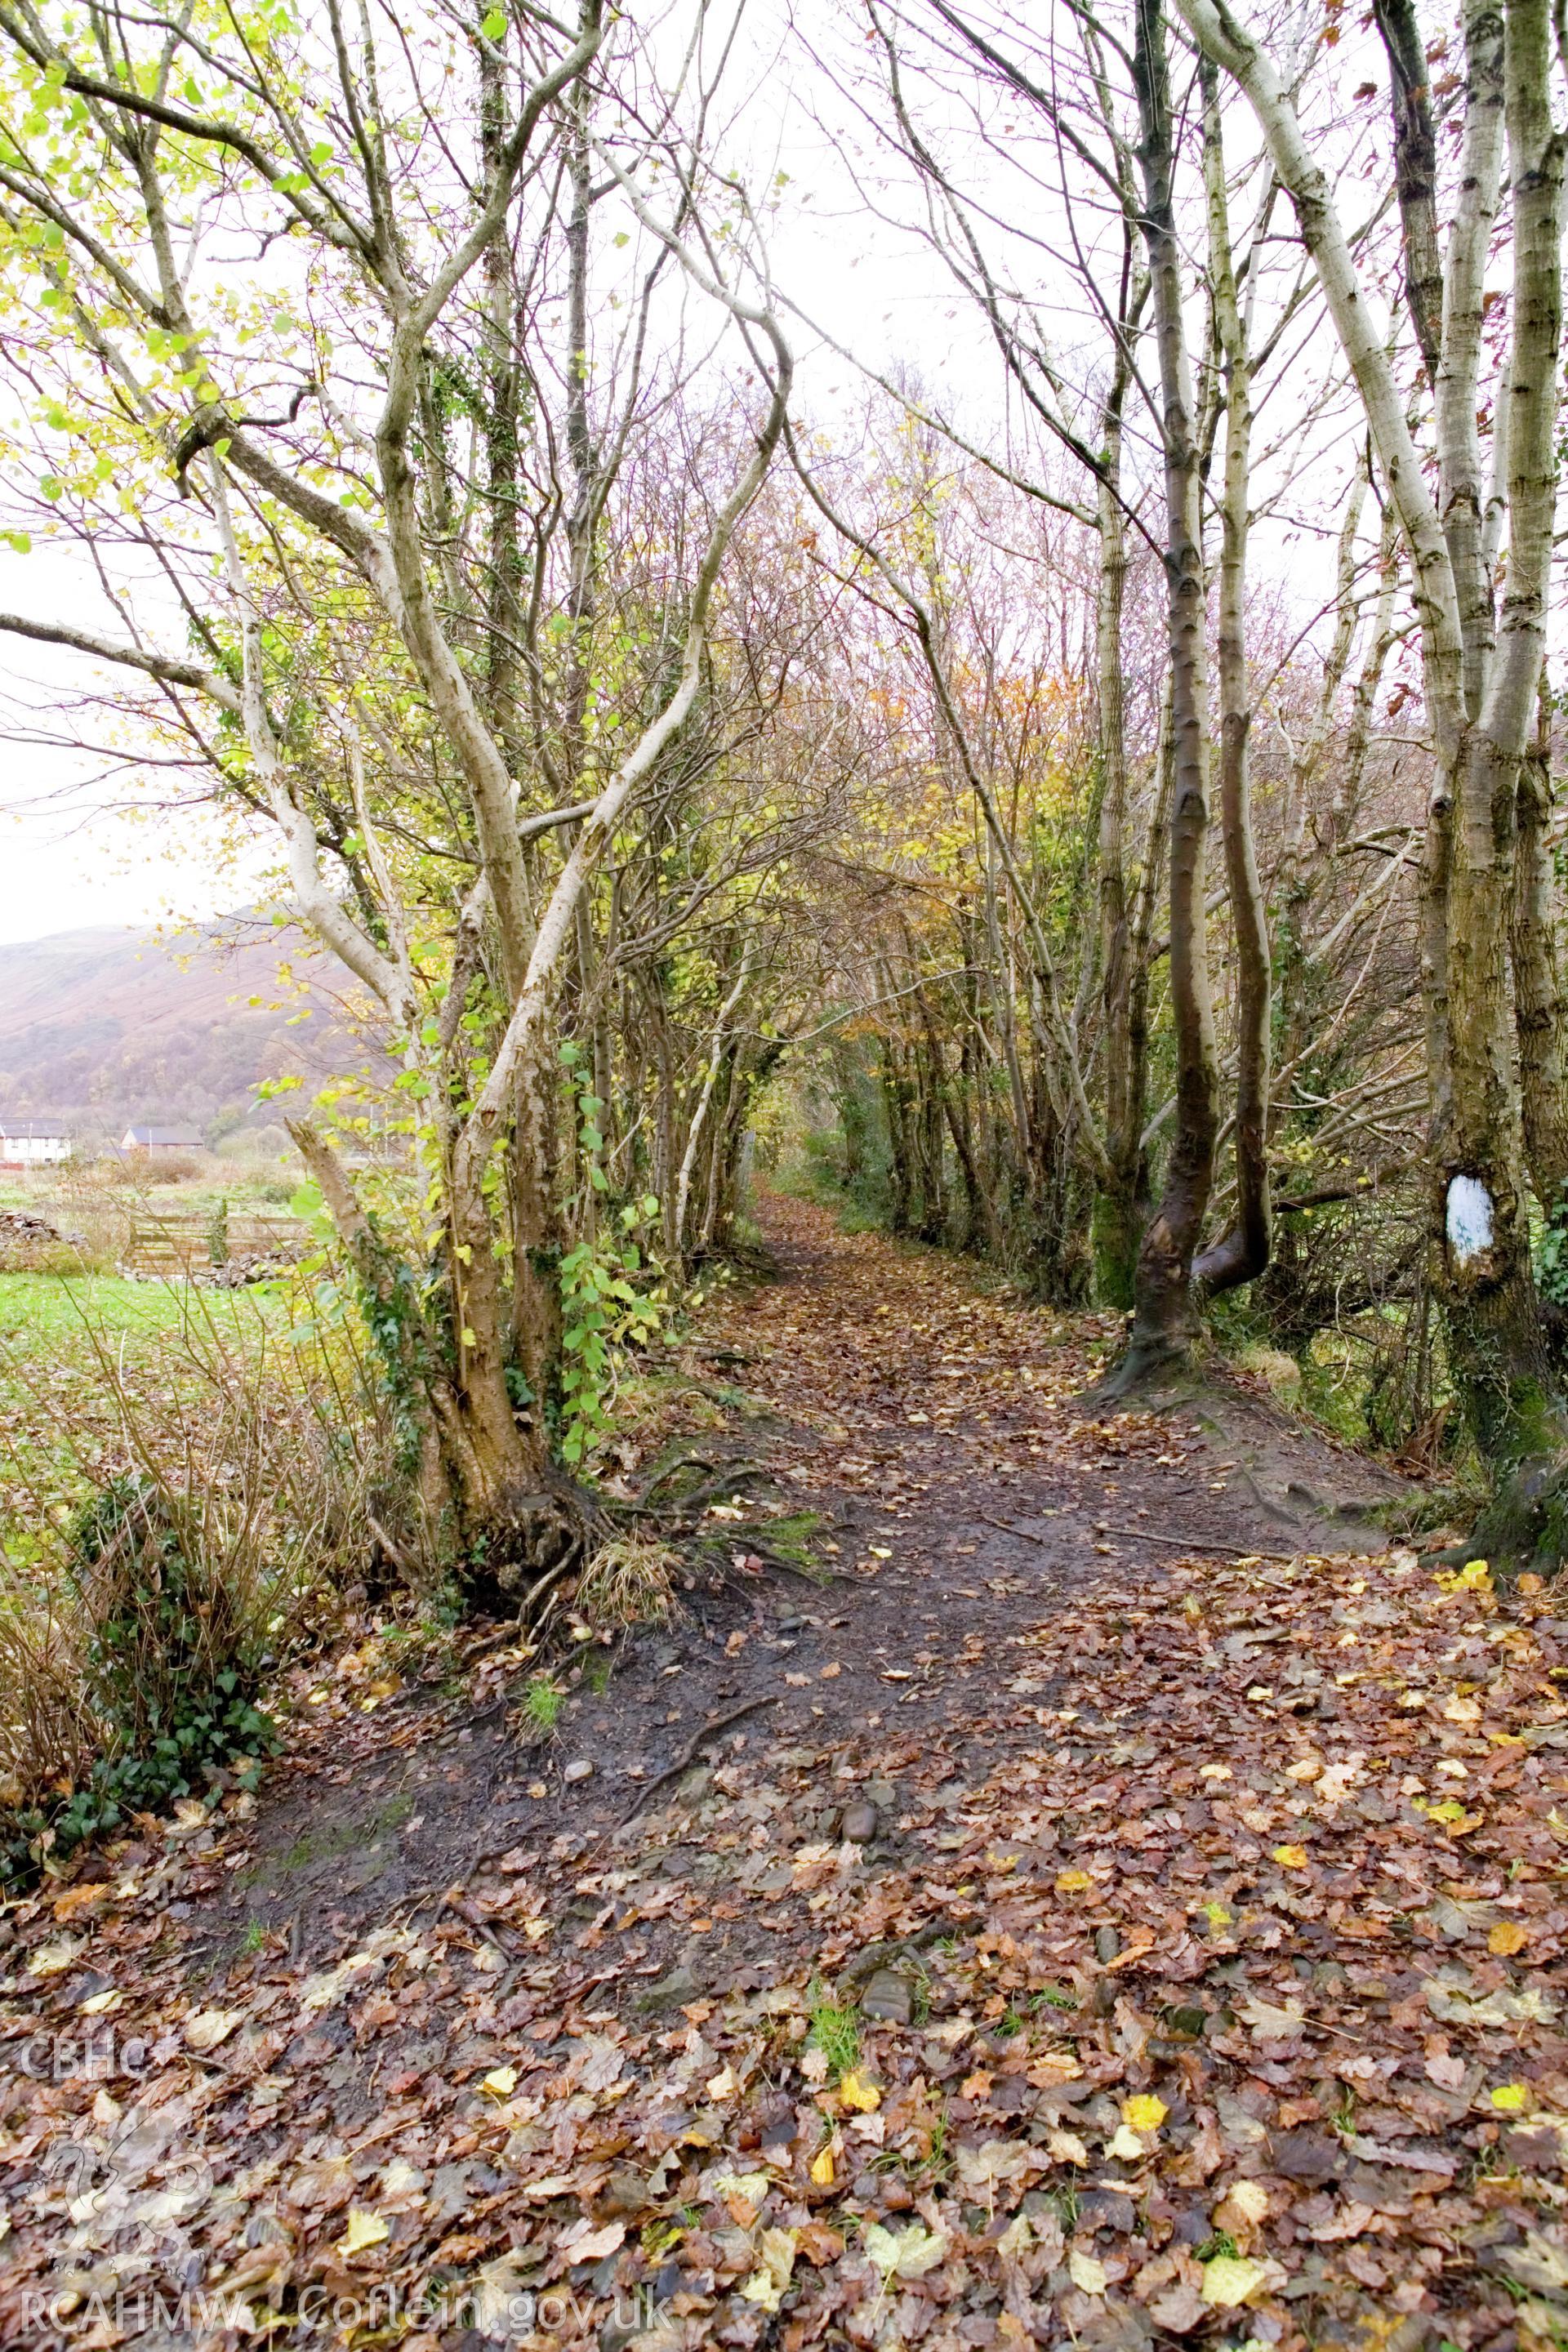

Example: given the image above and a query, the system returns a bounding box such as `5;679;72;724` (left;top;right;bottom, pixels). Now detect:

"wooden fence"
122;1212;305;1278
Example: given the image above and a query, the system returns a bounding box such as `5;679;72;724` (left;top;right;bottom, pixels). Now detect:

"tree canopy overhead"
1;0;1566;1566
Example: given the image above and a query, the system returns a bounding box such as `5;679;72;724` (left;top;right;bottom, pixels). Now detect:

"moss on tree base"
1468;1456;1568;1575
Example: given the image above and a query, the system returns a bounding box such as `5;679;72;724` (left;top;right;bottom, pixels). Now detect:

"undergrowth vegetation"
0;1184;706;1885
0;1268;393;1886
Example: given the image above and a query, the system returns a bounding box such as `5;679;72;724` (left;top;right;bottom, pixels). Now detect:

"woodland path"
180;1192;1394;1970
4;1198;1568;2351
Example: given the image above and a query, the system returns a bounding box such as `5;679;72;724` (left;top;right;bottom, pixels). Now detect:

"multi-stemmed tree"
1178;0;1568;1541
0;0;792;1570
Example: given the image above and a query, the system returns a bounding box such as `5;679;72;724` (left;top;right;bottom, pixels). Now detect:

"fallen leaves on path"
1;1198;1566;2351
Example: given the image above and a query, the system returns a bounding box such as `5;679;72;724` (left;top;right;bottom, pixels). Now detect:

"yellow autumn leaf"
862;2220;948;2279
1121;2094;1168;2133
1421;1797;1474;1828
738;2226;798;2313
1054;1869;1094;1894
1272;1844;1308;1869
808;2146;835;2186
996;2212;1032;2257
1491;2082;1531;2112
78;1988;122;2015
1437;1558;1494;1595
1489;1920;1529;1957
28;1936;82;1977
1201;2254;1267;2307
336;2208;390;2258
838;2069;881;2113
1107;2125;1147;2160
1067;2247;1107;2295
184;2007;243;2052
715;2170;771;2211
481;2065;519;2098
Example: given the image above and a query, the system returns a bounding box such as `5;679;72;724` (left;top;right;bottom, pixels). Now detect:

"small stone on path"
634;1964;701;2013
860;1967;914;2025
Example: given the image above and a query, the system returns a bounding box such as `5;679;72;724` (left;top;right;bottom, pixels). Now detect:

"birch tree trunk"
1511;687;1568;1216
1372;0;1445;385
1179;0;1568;1540
1442;0;1567;1491
1192;58;1272;1298
675;946;756;1261
1092;346;1143;1307
1113;0;1220;1383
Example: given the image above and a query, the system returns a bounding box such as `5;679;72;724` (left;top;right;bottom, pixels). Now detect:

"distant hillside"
0;919;383;1142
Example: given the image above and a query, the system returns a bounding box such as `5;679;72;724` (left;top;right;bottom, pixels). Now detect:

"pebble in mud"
859;1967;915;2025
634;1965;702;2013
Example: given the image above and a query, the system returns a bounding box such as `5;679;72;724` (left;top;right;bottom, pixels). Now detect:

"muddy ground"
197;1196;1410;1973
11;1199;1566;2352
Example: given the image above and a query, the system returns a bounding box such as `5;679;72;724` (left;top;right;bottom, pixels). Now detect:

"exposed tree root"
1085;1329;1199;1404
466;1468;600;1608
617;1695;779;1826
1468;1454;1568;1575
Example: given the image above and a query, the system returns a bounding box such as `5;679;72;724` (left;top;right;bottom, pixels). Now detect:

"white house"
119;1125;204;1156
0;1123;72;1166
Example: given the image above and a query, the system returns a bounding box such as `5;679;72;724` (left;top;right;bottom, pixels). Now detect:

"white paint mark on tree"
1447;1174;1494;1263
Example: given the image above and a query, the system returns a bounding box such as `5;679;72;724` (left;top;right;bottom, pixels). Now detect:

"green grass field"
0;1270;268;1369
0;1270;299;1516
0;1269;196;1349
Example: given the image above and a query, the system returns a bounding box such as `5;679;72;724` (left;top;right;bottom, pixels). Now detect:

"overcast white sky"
0;8;902;942
0;537;261;941
0;791;245;942
0;0;1379;945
